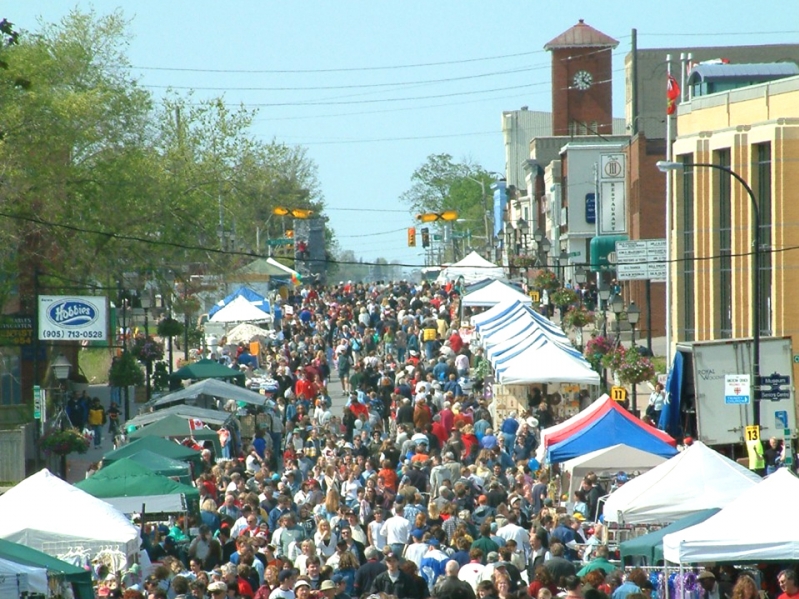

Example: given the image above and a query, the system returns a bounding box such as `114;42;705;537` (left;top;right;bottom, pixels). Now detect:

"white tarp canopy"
470;299;525;328
151;377;267;409
209;295;272;323
103;493;188;515
265;257;299;278
562;444;669;499
663;468;799;563
0;556;49;596
461;280;532;308
0;469;139;556
129;403;234;428
437;251;504;284
225;322;273;345
492;332;601;386
602;441;761;525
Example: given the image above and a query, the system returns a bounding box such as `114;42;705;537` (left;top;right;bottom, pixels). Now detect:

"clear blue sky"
10;2;799;267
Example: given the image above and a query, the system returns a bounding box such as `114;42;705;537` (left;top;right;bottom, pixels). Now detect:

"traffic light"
421;227;430;248
407;227;416;247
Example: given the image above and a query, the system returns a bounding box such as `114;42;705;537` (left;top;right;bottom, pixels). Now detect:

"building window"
716;149;733;339
754;142;772;336
680;154;695;341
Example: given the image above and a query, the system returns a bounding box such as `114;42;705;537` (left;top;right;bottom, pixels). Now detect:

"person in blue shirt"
500;413;520;449
550;515;577;560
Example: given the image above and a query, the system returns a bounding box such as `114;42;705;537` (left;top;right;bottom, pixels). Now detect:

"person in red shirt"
448;330;464;354
431;415;448;446
295;370;315;400
378;460;398;492
777;571;799;599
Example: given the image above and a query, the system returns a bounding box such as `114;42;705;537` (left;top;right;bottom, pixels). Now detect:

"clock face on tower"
573;70;593;90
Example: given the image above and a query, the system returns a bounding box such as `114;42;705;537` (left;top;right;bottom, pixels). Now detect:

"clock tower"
545;19;618;136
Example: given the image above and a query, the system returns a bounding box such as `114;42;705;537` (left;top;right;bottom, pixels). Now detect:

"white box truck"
676;337;797;445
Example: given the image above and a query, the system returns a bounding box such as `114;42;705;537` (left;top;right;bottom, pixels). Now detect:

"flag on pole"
666;74;680;115
188;418;204;431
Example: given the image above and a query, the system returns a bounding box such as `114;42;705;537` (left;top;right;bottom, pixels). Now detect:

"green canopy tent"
0;538;93;599
76;458;199;514
169;358;245;389
125;449;193;484
129;413;222;455
102;436;202;471
620;508;720;565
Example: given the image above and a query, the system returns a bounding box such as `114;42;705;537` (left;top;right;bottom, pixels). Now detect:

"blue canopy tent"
208;287;271;319
548;404;679;463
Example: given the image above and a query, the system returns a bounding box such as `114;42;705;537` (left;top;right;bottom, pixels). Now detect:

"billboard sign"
38;296;108;341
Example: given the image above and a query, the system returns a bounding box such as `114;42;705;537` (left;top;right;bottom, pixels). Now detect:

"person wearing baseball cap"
207;580;227;596
270;569;297;599
370;552;412;597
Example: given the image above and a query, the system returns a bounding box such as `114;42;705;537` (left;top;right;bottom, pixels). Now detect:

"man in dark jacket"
354;547;387;597
370;552;414;598
397;397;415;425
432;560;475;599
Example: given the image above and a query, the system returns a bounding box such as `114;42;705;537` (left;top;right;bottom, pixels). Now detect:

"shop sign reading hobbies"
38;296;108;341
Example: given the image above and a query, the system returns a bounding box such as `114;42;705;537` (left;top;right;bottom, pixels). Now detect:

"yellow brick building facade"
669;75;799;362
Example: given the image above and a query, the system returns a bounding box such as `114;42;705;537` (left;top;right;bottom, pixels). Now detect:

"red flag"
188;418;204;431
667;74;680;115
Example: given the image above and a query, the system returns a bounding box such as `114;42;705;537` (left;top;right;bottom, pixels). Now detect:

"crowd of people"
93;280;794;599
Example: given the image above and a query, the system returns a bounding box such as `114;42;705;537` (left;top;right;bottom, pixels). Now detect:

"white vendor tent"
0;469;139;556
225;322;273;345
151;377;268;409
562;444;669;499
437;251;504;284
462;280;532;308
0;556;49;597
471;299;524;328
209;295;272;323
602;441;761;525
663;468;799;563
492;331;600;385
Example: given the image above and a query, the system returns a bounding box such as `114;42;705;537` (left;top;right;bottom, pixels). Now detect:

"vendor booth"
663;468;799;563
619;508;720;565
153;377;267;410
461;280;532;308
603;441;761;525
437;251;504;284
0;469;139;557
0;538;93;599
76;458;199;515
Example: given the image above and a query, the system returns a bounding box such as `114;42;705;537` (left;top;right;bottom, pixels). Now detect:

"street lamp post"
575;268;587;305
657;160;762;427
611;294;624;344
140;294;152;403
626;301;641;413
52;354;71;479
598;287;611;337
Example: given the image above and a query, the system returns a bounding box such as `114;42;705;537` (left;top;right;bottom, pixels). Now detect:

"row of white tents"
470;299;600;386
602;441;799;563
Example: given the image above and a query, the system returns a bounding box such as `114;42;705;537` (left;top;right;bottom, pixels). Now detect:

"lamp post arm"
685;161;761;426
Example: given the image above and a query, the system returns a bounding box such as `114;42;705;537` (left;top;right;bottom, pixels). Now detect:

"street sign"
610;386;628;402
657;373;668;386
755;372;791;401
776;410;789;429
528;290;540;303
266;238;292;246
615;239;667;282
724;374;750;405
745;425;760;442
33;385;42;420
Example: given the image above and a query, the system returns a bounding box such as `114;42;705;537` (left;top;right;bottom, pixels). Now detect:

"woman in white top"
314;520;338;560
294;539;318;575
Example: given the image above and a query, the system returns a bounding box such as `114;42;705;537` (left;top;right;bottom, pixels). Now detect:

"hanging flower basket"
131;334;165;362
109;351;145;387
584;335;615;371
550;288;579;308
615;346;656;386
509;255;536;268
39;428;90;456
562;305;595;331
157;317;184;338
533;269;560;293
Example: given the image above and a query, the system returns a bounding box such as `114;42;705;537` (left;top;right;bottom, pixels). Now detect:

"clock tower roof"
544;19;619;51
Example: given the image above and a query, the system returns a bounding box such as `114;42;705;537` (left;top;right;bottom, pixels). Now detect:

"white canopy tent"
493;332;600;386
225;322;272;345
663;468;799;563
461;280;531;308
470;299;525;329
562;444;669;499
209;295;272;323
437;251;504;284
103;493;188;515
0;556;49;597
0;469;139;556
602;441;761;525
265;256;299;278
